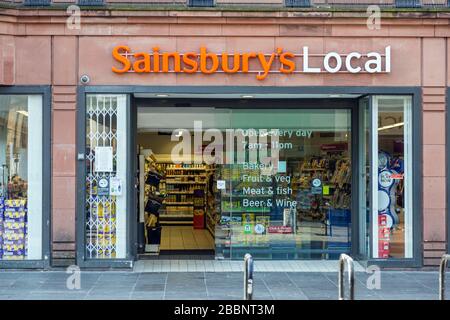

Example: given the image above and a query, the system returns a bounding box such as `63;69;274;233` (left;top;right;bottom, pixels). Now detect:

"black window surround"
0;86;52;270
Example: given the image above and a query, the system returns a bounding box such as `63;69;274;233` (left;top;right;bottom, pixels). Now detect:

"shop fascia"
112;45;391;80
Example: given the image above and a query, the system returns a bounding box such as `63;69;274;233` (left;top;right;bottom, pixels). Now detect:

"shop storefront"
0;6;448;269
75;86;421;268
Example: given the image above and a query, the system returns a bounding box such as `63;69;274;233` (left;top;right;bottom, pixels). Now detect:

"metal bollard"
244;253;254;300
439;254;450;300
338;253;355;300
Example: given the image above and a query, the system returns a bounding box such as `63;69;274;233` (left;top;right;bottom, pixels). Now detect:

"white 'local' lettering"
303;46;391;74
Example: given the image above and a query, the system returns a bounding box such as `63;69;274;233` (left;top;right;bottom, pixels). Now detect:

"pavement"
0;270;446;300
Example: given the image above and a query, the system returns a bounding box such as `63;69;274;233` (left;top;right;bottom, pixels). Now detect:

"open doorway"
137;130;215;258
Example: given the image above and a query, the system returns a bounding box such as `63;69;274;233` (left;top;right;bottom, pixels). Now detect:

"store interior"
136;99;352;259
135;97;408;260
138;132;215;254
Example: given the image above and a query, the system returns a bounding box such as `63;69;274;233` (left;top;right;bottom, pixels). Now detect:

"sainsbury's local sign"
112;45;391;80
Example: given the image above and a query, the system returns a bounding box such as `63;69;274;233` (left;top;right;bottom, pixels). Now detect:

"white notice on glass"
110;177;123;196
94;146;113;172
217;180;226;190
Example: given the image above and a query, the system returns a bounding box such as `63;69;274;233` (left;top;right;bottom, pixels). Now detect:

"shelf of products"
0;198;28;260
142;153;165;254
149;162;211;224
293;154;351;223
0;172;29;260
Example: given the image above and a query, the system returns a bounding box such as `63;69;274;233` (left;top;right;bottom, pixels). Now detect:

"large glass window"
129;96;415;261
223;109;352;259
136;106;352;260
371;96;413;259
0;95;43;261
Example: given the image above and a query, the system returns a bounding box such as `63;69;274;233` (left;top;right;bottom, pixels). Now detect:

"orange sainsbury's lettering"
242;52;257;73
221;53;240;73
182;52;198;73
200;47;219;74
153;47;160;72
112;46;303;79
162;52;181;72
279;52;295;73
133;52;151;73
256;52;276;80
112;45;131;73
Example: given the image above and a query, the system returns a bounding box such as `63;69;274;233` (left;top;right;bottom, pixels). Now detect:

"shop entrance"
137;131;215;257
134;98;354;260
80;91;417;266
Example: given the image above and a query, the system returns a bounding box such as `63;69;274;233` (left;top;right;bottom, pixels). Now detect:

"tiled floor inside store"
159;226;214;251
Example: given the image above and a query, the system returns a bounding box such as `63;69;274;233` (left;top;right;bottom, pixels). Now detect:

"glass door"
84;94;128;259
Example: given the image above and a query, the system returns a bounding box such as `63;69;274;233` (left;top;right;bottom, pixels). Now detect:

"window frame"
0;86;51;269
370;95;413;260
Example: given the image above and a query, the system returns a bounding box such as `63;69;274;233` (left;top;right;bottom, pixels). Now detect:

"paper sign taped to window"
217;180;226;190
94;146;113;172
110;177;122;196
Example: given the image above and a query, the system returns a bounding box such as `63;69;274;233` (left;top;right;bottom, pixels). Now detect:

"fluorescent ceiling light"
241;95;254;98
378;122;404;131
155;94;169;97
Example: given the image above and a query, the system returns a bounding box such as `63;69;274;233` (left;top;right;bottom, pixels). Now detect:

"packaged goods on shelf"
97;218;117;233
2;199;27;260
0;198;3;259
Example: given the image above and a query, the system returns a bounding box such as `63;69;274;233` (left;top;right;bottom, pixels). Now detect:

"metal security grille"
85;95;119;259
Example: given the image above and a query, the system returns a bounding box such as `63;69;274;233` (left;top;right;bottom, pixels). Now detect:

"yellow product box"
2;255;24;260
3;243;25;251
4;221;25;230
4;232;24;241
97;218;116;233
5;199;27;208
96;202;116;219
4;210;27;219
96;233;117;244
97;248;116;258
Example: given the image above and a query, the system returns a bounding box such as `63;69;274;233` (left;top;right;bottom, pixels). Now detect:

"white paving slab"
134;260;365;273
